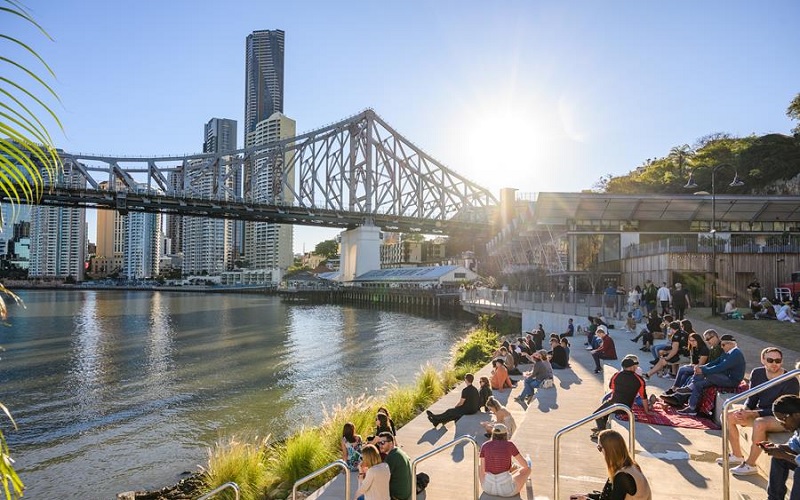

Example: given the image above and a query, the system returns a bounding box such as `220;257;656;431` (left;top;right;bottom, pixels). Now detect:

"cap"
621;358;638;368
491;423;508;435
596;325;607;334
720;334;736;342
761;297;768;303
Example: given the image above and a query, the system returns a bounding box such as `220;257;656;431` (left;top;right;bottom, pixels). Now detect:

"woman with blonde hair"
570;429;651;500
353;444;390;500
481;396;517;438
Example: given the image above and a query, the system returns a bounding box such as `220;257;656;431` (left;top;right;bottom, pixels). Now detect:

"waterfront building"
380;236;447;268
350;265;478;289
122;205;161;280
29;162;86;280
92;181;125;277
487;191;800;307
165;167;184;255
245;29;284;135
244;112;296;272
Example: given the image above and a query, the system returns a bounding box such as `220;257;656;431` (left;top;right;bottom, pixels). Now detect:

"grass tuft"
204;434;271;500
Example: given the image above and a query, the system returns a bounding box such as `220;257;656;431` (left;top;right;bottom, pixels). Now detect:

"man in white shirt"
657;282;672;315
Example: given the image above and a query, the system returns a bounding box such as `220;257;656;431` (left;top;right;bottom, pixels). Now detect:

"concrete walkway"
307;309;785;499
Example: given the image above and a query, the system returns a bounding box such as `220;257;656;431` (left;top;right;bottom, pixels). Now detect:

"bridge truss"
34;109;497;235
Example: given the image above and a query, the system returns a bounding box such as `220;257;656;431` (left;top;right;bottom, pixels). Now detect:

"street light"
684;164;744;315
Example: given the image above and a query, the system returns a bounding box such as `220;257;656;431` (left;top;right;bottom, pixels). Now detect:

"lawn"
691;307;800;354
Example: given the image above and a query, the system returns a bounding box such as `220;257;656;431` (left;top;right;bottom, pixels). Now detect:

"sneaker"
716;455;745;466
594;368;602;374
730;463;759;476
642;373;650;380
660;373;675;379
677;407;697;416
674;387;692;395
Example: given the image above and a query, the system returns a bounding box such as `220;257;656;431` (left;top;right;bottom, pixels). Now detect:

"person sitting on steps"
427;373;481;427
591;326;618;374
676;334;747;416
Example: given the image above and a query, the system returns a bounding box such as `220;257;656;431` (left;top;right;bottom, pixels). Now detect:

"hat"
536;349;548;358
720;334;736;342
621;358;639;369
596;325;607;334
491;423;508;435
760;297;769;303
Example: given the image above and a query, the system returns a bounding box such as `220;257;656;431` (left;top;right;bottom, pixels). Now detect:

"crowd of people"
334;291;800;499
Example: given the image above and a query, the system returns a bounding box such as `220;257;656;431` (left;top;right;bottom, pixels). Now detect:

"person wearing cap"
590;326;618;374
478;423;531;497
590;357;651;440
515;349;554;404
677;334;746;416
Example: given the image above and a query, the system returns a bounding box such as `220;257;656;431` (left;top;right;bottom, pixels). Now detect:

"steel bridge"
25;109;497;235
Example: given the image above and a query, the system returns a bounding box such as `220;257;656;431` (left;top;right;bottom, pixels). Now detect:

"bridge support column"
340;224;382;282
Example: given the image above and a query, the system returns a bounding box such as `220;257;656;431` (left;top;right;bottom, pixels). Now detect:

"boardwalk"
306;309;792;499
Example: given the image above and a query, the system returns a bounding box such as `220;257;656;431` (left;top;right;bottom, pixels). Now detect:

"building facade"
122;209;161;279
245;29;284;135
92;181;126;277
29;162;86;279
244;112;296;272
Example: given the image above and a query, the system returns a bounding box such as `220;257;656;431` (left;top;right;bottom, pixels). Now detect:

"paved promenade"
307;309;793;499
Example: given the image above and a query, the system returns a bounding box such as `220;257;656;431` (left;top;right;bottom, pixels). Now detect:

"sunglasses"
765;357;783;364
378;440;388;445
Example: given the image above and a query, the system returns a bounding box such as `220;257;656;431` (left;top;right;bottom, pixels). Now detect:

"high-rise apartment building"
29;162;87;279
92;181;125;277
165;167;184;255
122;207;161;279
204;118;238;154
245;29;284;135
244;112;295;271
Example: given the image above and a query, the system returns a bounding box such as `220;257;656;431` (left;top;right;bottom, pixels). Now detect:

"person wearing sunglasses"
377;431;412;500
570;429;652;500
677;334;746;416
717;347;799;477
762;394;800;499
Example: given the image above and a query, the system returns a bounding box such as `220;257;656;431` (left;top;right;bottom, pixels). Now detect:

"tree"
787;92;800;135
1;2;64;497
668;144;694;177
313;239;339;259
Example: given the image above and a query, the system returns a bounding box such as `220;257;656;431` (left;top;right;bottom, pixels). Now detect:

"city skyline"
5;1;800;253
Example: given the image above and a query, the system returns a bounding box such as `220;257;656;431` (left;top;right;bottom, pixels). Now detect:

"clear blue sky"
8;1;800;253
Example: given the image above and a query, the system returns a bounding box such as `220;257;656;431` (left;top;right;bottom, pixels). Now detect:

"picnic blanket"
615;400;720;430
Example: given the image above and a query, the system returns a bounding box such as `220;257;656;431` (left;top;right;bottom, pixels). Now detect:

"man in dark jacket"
678;334;746;416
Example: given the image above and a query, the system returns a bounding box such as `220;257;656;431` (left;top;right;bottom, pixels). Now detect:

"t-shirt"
479;439;520;474
608;370;648;407
672;289;689;308
384;447;412;500
690;341;710;364
745;367;800;417
461;384;481;414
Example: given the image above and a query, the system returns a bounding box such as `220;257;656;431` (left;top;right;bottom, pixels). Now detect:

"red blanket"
615;400;720;430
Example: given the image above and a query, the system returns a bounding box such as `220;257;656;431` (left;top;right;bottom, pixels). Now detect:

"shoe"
642;373;650;380
426;411;437;427
640;347;649;352
594;368;602;374
677;407;697;416
664;388;675;395
649;360;658;365
674;387;692;395
730;463;759;476
589;431;599;441
661;396;683;407
660;373;675;379
716;454;745;466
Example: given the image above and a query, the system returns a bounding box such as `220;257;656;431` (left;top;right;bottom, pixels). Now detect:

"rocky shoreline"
117;472;206;500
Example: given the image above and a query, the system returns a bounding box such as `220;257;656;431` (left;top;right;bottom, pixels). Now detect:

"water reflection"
3;291;471;499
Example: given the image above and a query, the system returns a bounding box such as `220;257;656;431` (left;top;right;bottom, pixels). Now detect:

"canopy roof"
530;192;800;224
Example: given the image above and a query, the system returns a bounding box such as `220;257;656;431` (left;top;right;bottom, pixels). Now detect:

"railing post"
411;435;480;500
554;404;635;499
292;459;351;500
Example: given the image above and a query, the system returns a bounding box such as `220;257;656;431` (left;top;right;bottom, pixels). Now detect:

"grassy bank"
201;316;503;500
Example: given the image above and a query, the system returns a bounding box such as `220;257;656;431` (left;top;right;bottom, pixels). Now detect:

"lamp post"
684;164;744;315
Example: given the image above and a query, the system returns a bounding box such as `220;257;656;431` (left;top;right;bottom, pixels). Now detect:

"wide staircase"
297;313;795;499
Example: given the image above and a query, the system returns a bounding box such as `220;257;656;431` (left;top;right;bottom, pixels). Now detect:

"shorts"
482;471;515;497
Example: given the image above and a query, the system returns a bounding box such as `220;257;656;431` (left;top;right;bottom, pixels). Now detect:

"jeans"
687;373;739;409
767;456;800;499
651;343;670;362
674;365;694;388
518;377;542;399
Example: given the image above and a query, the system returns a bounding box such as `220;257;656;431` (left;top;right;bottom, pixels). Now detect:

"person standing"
671;283;691;320
570;430;652;500
377;432;412;500
642;279;658;313
427;373;481;427
748;278;762;302
657;282;672;316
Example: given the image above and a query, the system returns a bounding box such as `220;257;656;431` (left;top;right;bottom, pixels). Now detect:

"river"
0;290;472;499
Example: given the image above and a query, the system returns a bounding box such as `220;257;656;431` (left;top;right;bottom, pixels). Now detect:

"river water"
0;290;472;499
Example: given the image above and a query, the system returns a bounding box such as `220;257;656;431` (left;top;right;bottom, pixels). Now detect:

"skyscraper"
245;29;284;135
204;118;238;154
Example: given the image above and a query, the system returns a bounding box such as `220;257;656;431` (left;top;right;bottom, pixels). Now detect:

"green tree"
313;238;339;258
1;1;64;497
788;92;800;135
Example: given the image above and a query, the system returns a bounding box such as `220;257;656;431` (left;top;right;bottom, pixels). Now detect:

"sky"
6;0;800;254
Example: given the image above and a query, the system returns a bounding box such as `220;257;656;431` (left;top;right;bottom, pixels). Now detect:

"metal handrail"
411;435;479;500
553;403;635;499
291;459;351;500
721;368;800;500
196;482;240;500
